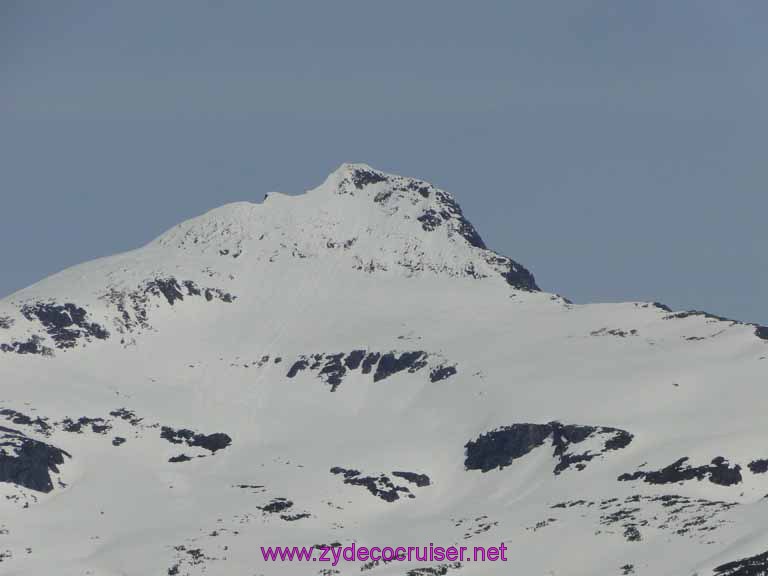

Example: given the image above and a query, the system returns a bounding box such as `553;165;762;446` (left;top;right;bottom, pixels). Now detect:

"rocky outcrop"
465;422;633;475
0;426;70;493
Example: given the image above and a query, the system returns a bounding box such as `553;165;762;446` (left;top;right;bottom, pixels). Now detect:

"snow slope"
1;163;767;576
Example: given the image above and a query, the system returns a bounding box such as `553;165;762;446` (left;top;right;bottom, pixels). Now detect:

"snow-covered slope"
1;164;766;576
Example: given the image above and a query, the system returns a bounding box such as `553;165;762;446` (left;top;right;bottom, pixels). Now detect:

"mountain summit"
152;163;539;290
1;165;767;576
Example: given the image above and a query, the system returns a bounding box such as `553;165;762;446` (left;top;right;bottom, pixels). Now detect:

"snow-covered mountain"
1;163;767;576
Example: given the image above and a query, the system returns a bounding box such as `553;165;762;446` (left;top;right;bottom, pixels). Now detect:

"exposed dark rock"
145;277;236;306
404;186;539;291
318;353;346;390
182;280;201;296
0;315;13;329
102;277;235;336
0;426;70;493
405;563;462;576
0;335;53;356
604;430;634;451
286;358;309;378
556;494;736;542
330;466;361;478
361;352;381;374
109;408;143;426
168;545;212;572
748;459;768;474
21;302;109;349
431;188;487;250
351;168;388;189
373;190;393;203
112;437;126;447
481;252;539;291
313;542;342;550
590;328;638;338
160;427;232;453
709;457;744;486
233;483;264;490
102;286;150;333
664;310;737;323
660;307;768;343
259;498;293;514
429;365;457;382
146;278;185;305
391;471;431;487
373;351;428;382
61;417;111;434
362;172;540;291
410;186;539;290
651;308;768;342
168;454;192;463
326;238;357;250
280;512;310;521
330;467;418;502
464;422;633;475
549;425;629;475
406;181;431;198
618;457;742;486
623;525;642;542
344;349;366;370
714;549;768;575
286;350;438;389
499;259;539;290
204;288;234;303
417;209;443;232
465;424;552;472
0;408;51;436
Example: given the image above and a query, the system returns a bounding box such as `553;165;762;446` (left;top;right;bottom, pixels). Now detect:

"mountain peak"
320;162;390;193
153;164;539;291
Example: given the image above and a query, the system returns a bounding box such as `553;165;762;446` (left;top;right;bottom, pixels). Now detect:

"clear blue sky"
2;1;766;323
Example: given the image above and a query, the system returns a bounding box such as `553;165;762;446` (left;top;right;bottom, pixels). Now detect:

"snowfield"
1;163;767;576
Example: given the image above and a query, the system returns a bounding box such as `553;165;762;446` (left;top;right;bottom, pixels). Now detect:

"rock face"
0;427;70;493
619;457;743;487
20;302;109;349
329;467;431;502
464;422;633;475
0;409;51;435
0;277;235;356
714;549;768;575
160;427;232;453
285;350;456;390
0;335;52;356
